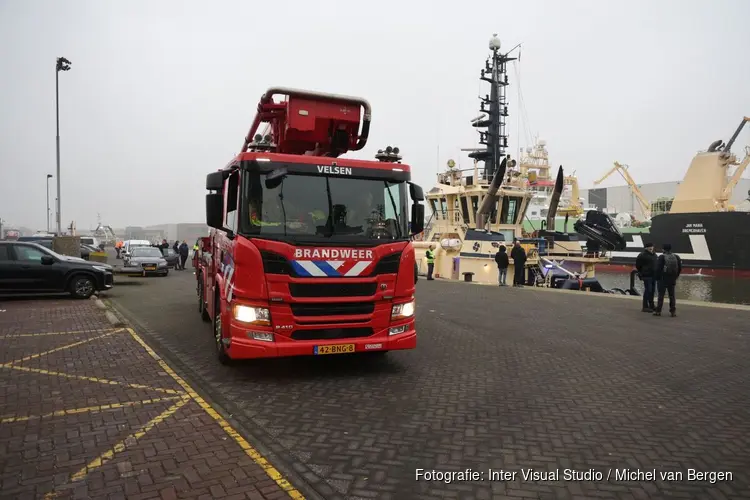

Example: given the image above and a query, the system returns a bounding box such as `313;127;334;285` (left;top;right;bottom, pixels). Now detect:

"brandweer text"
295;248;374;260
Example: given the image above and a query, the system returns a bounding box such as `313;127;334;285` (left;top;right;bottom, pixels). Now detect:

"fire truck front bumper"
224;320;416;360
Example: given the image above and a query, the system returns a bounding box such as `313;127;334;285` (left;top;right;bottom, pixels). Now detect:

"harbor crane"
594;162;651;220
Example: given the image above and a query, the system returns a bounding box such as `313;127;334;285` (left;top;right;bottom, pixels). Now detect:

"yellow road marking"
0;328;119;338
0;396;182;424
0;364;184;395
127;328;305;499
1;329;125;366
43;396;191;499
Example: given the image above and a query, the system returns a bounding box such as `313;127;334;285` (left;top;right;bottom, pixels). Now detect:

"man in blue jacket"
653;243;682;317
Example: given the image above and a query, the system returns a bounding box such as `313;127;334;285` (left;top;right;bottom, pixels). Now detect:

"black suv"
0;241;114;299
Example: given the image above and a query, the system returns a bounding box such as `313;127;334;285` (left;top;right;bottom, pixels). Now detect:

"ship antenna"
469;34;519;181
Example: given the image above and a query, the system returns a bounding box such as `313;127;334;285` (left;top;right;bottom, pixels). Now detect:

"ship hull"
599;211;750;276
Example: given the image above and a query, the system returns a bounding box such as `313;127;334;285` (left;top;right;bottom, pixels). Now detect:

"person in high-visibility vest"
425;245;435;280
249;209;282;227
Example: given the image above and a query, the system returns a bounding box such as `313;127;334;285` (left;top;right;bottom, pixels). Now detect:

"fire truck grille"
291;327;374;341
261;250;403;277
290;302;374;317
289;282;377;297
371;252;402;275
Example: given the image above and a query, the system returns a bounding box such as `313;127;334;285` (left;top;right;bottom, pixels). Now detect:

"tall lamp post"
46;174;53;233
55;57;71;235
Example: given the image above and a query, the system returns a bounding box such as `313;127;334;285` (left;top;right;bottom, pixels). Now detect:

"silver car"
123;246;170;276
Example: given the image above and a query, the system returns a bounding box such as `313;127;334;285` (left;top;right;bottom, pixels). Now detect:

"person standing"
635;242;657;312
653;243;681;317
510;240;527;287
425;245;435;280
494;246;509;286
178;240;189;271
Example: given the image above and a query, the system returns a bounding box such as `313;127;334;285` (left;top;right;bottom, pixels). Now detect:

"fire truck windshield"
241;170;409;241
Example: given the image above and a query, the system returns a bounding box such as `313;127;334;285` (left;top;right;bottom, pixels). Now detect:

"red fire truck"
196;87;425;363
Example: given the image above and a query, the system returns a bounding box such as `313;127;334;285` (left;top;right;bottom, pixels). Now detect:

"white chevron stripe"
224;266;234;296
298;260;327;276
328;261;344;270
344;261;371;277
609;234;712;261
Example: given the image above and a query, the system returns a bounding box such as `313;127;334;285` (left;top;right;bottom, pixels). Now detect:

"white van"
80;236;100;248
122;239;152;255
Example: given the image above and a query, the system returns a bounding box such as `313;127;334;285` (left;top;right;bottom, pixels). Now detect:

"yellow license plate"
144;266;157;271
314;344;355;355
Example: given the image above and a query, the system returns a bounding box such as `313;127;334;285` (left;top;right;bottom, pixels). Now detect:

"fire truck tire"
198;279;210;322
214;291;232;365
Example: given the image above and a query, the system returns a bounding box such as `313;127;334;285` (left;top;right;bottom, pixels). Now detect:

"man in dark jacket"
653;243;682;317
495;246;509;286
178;240;190;271
510;240;527;287
635;242;657;312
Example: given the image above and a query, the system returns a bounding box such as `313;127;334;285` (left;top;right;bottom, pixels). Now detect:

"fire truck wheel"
214;292;232;365
69;274;96;300
198;280;210;322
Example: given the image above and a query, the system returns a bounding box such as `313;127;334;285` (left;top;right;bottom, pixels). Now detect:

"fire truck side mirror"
409;182;424;201
206;193;224;230
410;203;425;235
206;171;225;191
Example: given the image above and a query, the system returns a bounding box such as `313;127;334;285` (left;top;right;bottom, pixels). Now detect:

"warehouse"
580;178;750;220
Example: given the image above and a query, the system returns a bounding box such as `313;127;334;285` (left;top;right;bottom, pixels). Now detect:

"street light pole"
46;174;53;233
55;57;71;235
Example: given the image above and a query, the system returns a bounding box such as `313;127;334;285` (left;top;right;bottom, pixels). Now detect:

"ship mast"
469;34;518;182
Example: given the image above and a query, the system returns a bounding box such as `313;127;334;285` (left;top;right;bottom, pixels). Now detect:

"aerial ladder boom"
240;87;372;158
594;162;651;219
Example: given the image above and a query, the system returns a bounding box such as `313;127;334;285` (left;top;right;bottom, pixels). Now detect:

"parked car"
160;247;180;268
18;237;100;261
0;241;114;299
17;236;54;250
122;246;169;276
80;243;99;260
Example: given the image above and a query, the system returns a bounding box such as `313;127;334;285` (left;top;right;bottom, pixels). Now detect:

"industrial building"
580;178;750;220
122;223;209;243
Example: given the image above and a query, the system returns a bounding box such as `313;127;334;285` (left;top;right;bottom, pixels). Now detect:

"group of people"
636;242;682;316
425;239;682;316
495;241;527;287
154;239;191;270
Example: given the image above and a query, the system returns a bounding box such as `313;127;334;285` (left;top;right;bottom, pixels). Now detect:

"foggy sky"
1;0;749;232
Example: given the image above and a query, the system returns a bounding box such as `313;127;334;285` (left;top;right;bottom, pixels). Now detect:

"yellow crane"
594;161;651;219
716;146;750;211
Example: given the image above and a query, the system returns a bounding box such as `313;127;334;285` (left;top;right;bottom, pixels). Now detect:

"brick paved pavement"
0;297;299;499
105;270;750;500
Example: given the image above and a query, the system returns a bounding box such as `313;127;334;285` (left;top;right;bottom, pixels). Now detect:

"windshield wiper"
385;181;402;239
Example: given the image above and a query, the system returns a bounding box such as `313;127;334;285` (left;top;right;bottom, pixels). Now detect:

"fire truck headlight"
233;305;271;325
391;299;415;320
